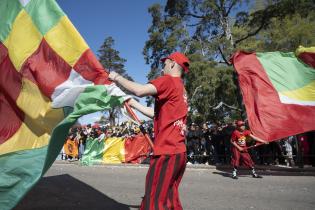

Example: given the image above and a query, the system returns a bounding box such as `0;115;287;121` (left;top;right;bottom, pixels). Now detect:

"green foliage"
186;56;238;122
240;13;315;52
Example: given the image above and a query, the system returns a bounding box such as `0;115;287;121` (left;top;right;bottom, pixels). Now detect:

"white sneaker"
232;170;238;179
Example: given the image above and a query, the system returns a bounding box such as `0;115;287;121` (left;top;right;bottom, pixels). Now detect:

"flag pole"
124;101;155;149
245;142;264;150
106;69;154;150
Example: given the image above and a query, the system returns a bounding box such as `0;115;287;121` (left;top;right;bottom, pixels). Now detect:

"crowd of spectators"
61;121;153;160
61;120;315;167
185;122;315;167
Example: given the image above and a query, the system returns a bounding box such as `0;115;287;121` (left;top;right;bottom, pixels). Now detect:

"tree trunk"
221;13;246;119
109;110;116;126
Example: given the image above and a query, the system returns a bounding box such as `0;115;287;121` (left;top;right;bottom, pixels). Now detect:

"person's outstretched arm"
109;72;157;97
249;134;269;144
127;98;154;119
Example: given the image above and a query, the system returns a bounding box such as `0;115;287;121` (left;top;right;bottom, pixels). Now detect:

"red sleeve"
231;131;238;142
149;75;171;100
244;130;251;136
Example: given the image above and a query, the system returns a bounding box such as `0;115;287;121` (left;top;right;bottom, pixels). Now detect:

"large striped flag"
81;134;150;165
232;46;315;141
0;0;130;209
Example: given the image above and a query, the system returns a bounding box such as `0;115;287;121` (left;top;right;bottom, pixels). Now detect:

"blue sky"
56;0;165;124
57;0;165;84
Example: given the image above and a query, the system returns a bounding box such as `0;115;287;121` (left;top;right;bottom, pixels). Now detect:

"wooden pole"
124;101;155;149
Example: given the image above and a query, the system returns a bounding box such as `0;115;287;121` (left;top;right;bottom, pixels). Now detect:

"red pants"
231;147;254;168
140;153;186;210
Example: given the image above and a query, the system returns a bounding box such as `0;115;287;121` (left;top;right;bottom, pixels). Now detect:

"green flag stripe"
0;0;22;42
0;146;47;210
81;137;105;165
25;0;65;35
257;52;315;92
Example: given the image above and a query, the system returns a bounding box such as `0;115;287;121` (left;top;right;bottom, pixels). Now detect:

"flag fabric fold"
0;0;131;209
296;46;315;68
232;48;315;142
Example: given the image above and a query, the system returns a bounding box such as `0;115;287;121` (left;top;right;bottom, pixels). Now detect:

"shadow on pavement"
14;174;138;210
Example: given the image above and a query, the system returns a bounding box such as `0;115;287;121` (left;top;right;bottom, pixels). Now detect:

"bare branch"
181;12;205;19
207;33;224;42
217;46;232;66
199;37;205;56
190;85;202;102
226;0;238;16
211;101;242;111
187;22;202;27
235;12;267;45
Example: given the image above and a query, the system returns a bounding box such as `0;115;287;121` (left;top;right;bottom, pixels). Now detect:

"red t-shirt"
231;129;251;147
150;75;188;155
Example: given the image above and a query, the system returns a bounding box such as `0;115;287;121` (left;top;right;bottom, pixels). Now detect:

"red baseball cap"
161;52;190;73
236;120;245;127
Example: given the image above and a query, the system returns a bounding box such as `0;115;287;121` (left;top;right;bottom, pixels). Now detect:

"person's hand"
263;140;269;145
238;147;244;152
109;71;121;82
127;98;136;107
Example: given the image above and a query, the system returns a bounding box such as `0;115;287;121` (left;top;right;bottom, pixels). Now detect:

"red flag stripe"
21;39;72;99
298;52;315;69
124;134;150;163
0;42;24;144
73;49;111;85
0;42;8;62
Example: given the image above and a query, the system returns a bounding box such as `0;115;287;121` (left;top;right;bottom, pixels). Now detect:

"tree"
98;36;133;125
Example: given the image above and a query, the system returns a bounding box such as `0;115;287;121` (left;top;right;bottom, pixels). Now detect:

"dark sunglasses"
161;62;167;69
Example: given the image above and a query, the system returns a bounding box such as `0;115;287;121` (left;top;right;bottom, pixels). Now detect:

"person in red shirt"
231;120;269;179
109;52;189;210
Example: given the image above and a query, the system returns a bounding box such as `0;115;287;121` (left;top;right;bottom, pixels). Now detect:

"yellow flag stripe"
103;137;125;163
281;80;315;102
0;78;64;155
0;123;50;155
3;9;42;71
44;16;89;67
296;46;315;56
16;78;64;132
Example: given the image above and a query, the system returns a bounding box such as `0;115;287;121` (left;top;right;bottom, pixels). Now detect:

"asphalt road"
14;163;315;210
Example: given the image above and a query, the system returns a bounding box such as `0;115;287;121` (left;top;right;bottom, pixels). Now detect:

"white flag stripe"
19;0;31;7
279;93;315;106
105;83;132;101
51;69;93;108
51;69;131;108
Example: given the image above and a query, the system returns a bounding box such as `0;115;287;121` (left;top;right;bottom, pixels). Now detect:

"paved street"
15;162;315;210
